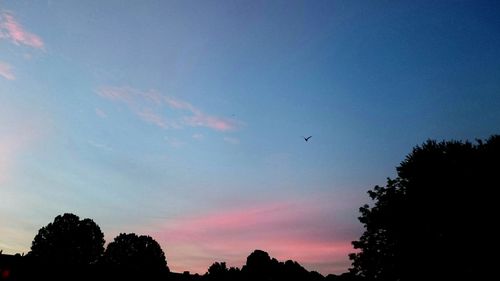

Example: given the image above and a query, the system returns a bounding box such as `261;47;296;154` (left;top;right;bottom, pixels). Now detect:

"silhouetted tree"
102;233;168;272
28;213;104;266
244;249;272;277
350;136;499;281
208;261;228;276
227;266;241;279
237;249;323;281
205;262;232;281
281;259;326;281
326;272;362;281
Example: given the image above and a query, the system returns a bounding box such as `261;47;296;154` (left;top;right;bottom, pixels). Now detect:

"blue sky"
1;0;500;275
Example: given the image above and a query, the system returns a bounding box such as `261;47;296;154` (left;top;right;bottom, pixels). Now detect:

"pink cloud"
184;114;237;132
137;109;178;129
165;96;198;113
150;202;356;275
96;86;136;106
97;87;182;129
0;11;44;49
0;61;15;80
142;90;164;106
95;108;107;118
164;96;237;132
97;86;240;132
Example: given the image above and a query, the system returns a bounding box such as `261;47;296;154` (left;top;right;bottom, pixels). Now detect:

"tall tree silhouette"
350;136;499;281
28;213;104;265
244;249;273;277
102;233;168;272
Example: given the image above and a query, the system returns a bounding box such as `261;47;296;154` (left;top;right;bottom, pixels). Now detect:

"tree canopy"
102;233;168;272
202;249;325;281
350;136;499;281
205;261;241;281
28;213;105;266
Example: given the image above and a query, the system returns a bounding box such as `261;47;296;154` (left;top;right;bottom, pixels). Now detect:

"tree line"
349;135;498;281
0;211;343;280
1;135;498;280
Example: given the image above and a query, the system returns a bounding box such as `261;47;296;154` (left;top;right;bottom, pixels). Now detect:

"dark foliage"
2;249;334;281
202;249;327;281
28;213;104;266
325;272;360;281
205;262;240;281
350;136;499;281
102;233;169;273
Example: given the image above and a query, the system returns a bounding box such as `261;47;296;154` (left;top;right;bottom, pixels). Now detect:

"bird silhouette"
303;136;312;142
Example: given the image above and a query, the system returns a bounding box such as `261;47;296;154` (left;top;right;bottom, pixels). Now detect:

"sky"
1;0;500;276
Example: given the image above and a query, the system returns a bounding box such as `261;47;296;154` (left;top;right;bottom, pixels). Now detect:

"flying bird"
303;136;312;142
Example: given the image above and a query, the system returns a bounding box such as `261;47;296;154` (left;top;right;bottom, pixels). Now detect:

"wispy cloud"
165;96;198;113
152;201;357;275
184;115;236;132
164;96;237;132
0;11;44;50
223;137;240;144
87;140;112;151
0;61;15;80
138;109;178;129
97;86;137;106
96;86;240;132
164;136;185;148
0;136;19;184
192;134;204;140
0;124;43;184
95;108;107;118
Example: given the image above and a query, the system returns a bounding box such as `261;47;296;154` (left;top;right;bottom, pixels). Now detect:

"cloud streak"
0;123;43;184
95;108;108;118
223;137;240;144
0;135;19;184
97;86;240;132
0;11;44;49
151;201;357;275
137;109;175;129
0;61;15;80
